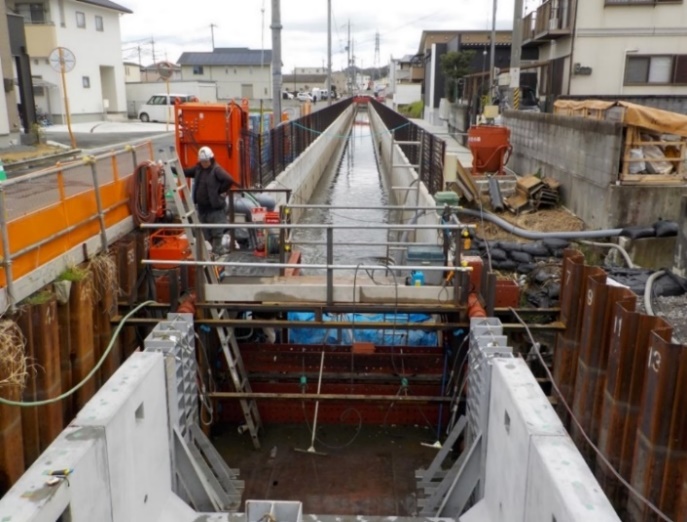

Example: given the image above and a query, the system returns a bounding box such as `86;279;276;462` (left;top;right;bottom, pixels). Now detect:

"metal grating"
143;313;198;442
465;317;513;499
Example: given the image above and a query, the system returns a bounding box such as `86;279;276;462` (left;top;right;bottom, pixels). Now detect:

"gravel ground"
636;293;687;345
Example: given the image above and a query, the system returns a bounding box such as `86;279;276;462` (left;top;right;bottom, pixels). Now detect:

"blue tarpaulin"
287;312;438;346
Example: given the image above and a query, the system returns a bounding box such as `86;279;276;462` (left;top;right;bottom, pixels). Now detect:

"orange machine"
174;100;249;187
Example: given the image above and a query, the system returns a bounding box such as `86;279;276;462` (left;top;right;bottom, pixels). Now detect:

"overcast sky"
119;0;536;72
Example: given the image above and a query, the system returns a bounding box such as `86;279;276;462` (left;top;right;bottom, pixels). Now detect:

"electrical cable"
0;300;156;407
644;270;665;317
130;161;163;226
579;240;634;268
509;306;674;522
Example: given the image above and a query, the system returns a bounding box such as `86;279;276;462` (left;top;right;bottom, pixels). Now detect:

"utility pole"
327;0;332;106
137;45;142;67
374;31;380;81
151;37;156;65
488;0;497;102
347;20;351;94
271;0;282;118
261;0;265;68
508;0;524;109
210;24;217;50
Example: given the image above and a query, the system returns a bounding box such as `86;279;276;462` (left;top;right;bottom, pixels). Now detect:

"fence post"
0;185;16;312
87;157;109;254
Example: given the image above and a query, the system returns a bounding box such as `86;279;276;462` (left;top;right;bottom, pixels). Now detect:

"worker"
183;146;240;255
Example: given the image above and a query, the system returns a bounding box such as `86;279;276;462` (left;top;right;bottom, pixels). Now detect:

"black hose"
456;208;623;240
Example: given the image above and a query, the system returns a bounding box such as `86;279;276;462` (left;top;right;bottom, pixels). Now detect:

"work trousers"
198;206;227;254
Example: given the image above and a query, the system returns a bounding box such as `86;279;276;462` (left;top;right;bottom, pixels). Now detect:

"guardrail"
0;141;153;311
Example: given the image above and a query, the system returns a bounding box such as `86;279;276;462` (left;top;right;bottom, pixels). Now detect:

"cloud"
120;0;516;71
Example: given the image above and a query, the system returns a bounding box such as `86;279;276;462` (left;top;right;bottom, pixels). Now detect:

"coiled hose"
130;161;164;226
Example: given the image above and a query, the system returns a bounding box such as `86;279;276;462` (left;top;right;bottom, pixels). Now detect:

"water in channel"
292;110;391;274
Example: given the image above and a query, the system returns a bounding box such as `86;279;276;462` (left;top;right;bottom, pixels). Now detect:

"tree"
440;50;475;102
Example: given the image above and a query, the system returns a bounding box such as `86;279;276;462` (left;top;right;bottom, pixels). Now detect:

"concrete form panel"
481;358;618;522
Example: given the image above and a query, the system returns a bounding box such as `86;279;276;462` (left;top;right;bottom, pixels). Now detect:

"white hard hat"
198;146;214;161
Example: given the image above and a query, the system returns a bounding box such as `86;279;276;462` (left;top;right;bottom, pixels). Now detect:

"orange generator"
174;100;250;187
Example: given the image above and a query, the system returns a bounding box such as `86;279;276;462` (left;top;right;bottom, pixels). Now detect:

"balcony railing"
523;0;572;44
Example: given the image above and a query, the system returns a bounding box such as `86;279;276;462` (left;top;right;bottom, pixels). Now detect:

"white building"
123;61;141;83
6;0;132;123
524;0;687;99
177;48;272;101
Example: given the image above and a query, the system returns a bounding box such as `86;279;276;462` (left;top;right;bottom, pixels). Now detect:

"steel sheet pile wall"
0;258;127;496
555;249;687;521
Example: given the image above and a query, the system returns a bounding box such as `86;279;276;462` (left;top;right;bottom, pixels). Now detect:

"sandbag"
620;226;656;239
653;220;679;238
517;263;536;274
498;241;523;253
542;237;570;251
547;283;561;299
521;241;550;257
488;248;508;261
493;259;518;271
511;251;534;264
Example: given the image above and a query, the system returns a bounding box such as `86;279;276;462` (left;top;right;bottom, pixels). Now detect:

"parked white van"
138;93;196;122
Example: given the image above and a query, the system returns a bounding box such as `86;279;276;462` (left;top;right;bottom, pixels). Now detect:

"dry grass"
0;320;29;391
88;254;119;314
0;144;65;164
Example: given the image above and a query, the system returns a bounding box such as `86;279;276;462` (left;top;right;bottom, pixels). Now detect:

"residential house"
282;72;327;95
418;30;519;123
177;47;272;101
140;62;181;83
1;2;22;145
523;0;687;107
123;61;141;83
6;0;132;123
388;54;423;109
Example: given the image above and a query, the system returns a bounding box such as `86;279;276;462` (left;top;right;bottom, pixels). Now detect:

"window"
16;3;45;23
95;15;103;31
192;65;204;75
76;11;85;28
625;54;687;85
82;76;90;88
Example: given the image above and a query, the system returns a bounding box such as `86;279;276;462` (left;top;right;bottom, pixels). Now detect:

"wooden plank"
517;175;544;192
456;158;480;201
542;177;561;190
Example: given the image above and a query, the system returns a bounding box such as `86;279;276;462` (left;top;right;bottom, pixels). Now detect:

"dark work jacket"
184;160;237;211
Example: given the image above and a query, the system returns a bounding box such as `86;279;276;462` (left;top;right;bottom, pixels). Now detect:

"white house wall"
573;2;687;96
31;0;127;122
180;64;272;100
0;56;11;143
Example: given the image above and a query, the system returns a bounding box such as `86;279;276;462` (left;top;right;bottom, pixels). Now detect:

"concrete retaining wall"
462;359;620;522
503;111;623;230
268;106;355;224
368;106;440;249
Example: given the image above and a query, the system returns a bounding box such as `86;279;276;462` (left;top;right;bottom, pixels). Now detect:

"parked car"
296;92;312;102
138;93;196;122
282;91;294;100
